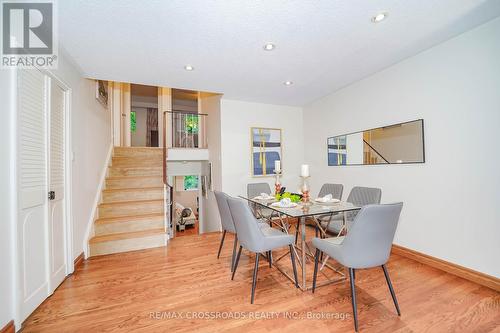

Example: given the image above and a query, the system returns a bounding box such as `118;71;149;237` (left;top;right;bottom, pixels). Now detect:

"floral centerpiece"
275;192;302;203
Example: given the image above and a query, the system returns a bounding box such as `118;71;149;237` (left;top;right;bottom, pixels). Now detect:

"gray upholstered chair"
227;197;298;304
214;191;270;273
247;182;273;198
312;203;403;332
312;183;344;238
214;191;238;272
318;183;344;199
247;183;278;225
326;186;382;234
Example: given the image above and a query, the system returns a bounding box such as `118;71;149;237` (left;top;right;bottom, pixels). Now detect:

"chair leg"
312;248;320;293
231;246;242;280
349;268;359;332
230;234;238;272
268;251;272;267
289;245;298;288
217;230;226;259
251;253;260;304
294;224;299;245
382;265;401;316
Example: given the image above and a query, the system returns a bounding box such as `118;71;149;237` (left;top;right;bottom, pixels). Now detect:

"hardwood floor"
176;220;199;237
23;230;500;332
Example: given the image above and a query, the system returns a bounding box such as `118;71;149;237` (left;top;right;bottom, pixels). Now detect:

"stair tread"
107;176;162;180
90;228;165;243
99;199;163;207
113;156;162;159
109;166;162;169
95;213;164;225
114;147;163;150
103;186;163;193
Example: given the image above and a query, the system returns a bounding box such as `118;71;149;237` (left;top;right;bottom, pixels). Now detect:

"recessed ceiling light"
184;65;194;71
372;12;388;23
263;43;276;51
283;81;293;86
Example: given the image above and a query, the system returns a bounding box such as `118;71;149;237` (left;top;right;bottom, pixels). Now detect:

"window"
131;111;136;132
185;114;199;134
184;175;198;191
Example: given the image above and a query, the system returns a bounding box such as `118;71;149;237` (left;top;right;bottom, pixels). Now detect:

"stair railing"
363;139;390;164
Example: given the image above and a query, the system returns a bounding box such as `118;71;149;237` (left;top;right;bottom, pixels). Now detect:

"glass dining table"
240;196;361;291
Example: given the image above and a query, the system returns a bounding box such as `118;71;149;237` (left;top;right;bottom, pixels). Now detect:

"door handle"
48;191;55;200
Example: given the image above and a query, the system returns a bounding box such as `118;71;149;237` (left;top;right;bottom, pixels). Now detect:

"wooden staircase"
89;147;167;256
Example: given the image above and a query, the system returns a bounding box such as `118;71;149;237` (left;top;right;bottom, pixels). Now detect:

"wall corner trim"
392;245;500;292
73;252;85;270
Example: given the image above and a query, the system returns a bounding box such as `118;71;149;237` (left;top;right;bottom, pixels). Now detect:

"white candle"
275;160;281;172
301;164;309;177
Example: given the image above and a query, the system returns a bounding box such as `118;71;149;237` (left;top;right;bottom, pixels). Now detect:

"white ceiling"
60;0;500;106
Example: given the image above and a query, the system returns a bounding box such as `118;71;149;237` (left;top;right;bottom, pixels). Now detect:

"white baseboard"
83;143;113;258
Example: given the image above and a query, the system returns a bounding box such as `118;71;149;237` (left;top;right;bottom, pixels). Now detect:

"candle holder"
300;175;311;205
274;170;282;195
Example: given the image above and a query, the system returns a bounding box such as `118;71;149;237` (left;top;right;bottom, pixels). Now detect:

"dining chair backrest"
341;203;403;268
214;191;236;233
227;197;264;253
247;183;272;199
318;183;343;200
345;186;382;220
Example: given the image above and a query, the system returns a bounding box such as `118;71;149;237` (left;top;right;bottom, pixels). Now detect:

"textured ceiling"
60;0;500;106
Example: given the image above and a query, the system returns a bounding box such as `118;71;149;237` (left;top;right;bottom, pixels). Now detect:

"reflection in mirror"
327;119;425;166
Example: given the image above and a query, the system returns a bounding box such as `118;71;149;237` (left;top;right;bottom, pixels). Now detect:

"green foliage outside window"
184;175;198;190
131;111;136;132
185;114;199;134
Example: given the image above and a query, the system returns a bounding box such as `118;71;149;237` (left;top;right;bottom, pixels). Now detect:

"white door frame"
13;67;74;326
43;69;74;278
171;173;203;238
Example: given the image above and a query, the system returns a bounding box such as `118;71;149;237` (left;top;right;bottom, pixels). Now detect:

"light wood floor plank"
22;231;500;332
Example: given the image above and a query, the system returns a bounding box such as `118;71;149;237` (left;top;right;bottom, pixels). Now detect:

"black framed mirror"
327;119;425;166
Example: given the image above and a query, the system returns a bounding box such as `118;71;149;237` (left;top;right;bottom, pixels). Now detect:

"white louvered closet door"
48;80;67;292
17;69;50;321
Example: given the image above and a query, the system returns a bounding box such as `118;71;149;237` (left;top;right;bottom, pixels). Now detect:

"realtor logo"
2;1;57;68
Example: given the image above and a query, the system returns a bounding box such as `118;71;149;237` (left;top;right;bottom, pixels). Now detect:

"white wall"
303;17;500;277
174;176;198;210
221;99;304;197
51;52;112;260
0;69;16;330
200;94;222;233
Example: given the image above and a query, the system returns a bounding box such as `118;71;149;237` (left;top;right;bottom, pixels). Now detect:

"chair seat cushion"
253;227;294;253
312;236;346;265
258;221;271;229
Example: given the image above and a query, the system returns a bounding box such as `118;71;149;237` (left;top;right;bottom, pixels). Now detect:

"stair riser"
99;202;163;218
106;177;163;189
109;167;162;177
95;218;164;236
90;234;167;257
114;148;163;158
112;157;163;167
103;188;163;203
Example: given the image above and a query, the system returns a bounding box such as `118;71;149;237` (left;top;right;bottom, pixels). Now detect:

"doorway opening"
172;175;200;237
131;84;159;147
172;89;200;148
